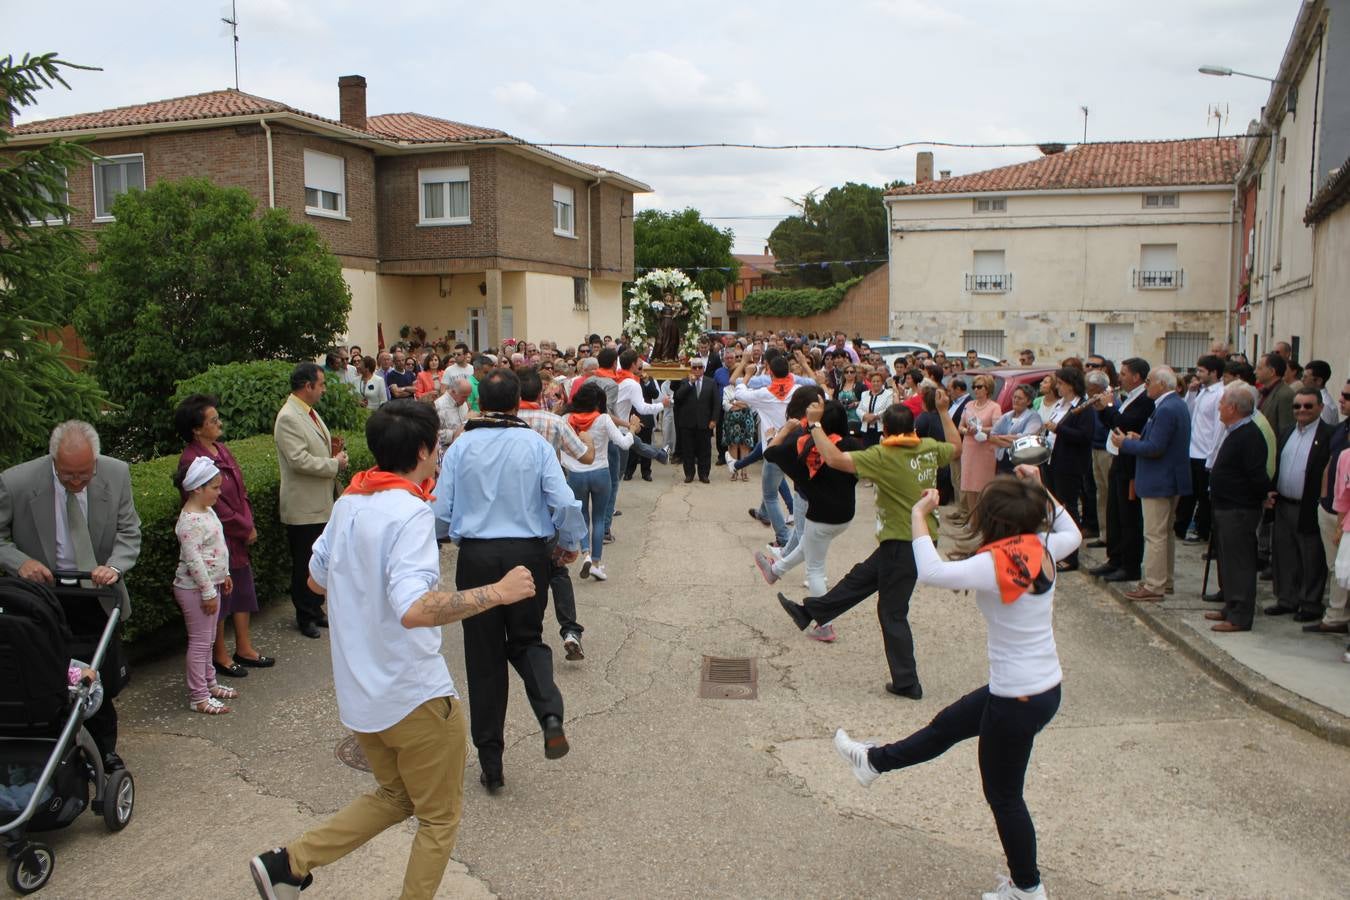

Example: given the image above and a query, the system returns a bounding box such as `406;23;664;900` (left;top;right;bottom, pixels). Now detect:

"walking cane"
1200;535;1213;597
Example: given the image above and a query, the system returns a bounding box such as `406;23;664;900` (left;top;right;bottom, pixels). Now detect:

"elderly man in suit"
1111;366;1191;602
1266;388;1334;622
673;358;720;483
274;362;348;638
0;420;141;770
1091;357;1155;584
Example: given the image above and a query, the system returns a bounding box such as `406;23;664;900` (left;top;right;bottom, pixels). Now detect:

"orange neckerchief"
595;367;622;381
977;534;1052;603
613;368;638;383
796;430;843;477
518;400;541;410
880;432;921;447
569;411;601;433
343;467;436;502
767;375;795;400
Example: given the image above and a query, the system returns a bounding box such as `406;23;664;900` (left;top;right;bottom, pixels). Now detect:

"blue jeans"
760;461;790;544
601;444;622;539
781;491;808;556
566;468;611;561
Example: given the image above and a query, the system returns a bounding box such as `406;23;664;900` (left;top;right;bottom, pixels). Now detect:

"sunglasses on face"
1292;403;1318;410
1085;363;1101;369
1341;392;1350;401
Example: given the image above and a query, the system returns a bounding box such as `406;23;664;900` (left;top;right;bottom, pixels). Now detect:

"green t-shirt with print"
849;437;955;543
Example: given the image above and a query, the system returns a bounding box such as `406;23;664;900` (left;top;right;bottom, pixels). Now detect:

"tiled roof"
9;89;345;135
1305;156;1350;224
734;253;777;275
887;138;1242;196
365;112;506;142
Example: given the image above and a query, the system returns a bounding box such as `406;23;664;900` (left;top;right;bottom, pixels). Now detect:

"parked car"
969;367;1059;412
941;351;1004;369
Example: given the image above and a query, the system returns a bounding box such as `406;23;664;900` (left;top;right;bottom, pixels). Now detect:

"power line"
636;257;887;274
469;135;1255;153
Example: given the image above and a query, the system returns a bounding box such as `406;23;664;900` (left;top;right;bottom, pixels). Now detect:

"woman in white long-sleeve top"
833;464;1081;900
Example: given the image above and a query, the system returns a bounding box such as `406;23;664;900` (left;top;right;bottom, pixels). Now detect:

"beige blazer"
274;395;339;525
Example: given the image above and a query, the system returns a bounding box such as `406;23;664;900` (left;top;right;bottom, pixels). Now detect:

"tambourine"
1008;433;1052;467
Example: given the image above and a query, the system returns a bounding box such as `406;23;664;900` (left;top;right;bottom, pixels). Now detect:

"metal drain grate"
698;655;758;700
335;734;372;772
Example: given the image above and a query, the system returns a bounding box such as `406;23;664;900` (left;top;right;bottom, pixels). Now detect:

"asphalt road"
14;469;1350;899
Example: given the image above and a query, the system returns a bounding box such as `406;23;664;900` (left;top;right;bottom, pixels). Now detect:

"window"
573;276;589;311
553;184;575;236
92;154;144;220
966;249;1010;292
974;197;1007;213
1164;331;1209;369
25;167;68;225
962;329;1005;359
303;150;346;218
1134;243;1181;289
1143;192;1179;209
419;167;470;225
1275;187;1285;271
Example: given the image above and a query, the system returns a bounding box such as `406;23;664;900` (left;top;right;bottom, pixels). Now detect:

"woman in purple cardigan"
175;394;275;677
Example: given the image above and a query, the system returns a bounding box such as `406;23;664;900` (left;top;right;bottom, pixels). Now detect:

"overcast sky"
10;0;1298;254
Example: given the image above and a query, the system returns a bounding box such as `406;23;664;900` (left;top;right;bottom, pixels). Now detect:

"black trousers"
803;540;920;689
546;537;582;638
286;522;327;627
1173;459;1212;540
1270;499;1328;615
679;426;712;479
455;538;563;771
1080;470;1099;533
1105;463;1144;576
1213;505;1261;627
868;683;1061;891
624;418;656;478
1049;467;1083;568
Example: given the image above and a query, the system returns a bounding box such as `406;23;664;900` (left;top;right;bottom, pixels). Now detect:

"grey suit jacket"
0;454;143;617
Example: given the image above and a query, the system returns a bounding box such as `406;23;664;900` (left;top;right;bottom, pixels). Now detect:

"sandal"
190;697;230;715
209;684;239;700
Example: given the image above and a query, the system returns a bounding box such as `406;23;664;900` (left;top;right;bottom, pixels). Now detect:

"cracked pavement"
23;468;1350;898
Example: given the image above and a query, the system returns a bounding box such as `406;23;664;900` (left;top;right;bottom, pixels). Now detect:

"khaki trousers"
1091;449;1113;543
1318;506;1349;627
1141;495;1179;593
290;697;467;900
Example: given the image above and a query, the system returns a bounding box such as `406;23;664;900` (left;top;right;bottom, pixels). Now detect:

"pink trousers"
173;586;220;703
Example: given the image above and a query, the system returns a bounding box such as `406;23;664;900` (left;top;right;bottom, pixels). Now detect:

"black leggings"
868;683;1061;891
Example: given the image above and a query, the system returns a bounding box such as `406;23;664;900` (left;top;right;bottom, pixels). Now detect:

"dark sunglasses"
1342;393;1350;401
1292;403;1318;410
1085;363;1102;369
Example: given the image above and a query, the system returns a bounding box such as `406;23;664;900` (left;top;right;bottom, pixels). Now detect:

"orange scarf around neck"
569;411;601;433
796;430;843;477
613;368;638;383
977;534;1051;603
518;400;541;410
343;467;436;502
767;375;795;400
880;432;921;447
595;367;623;381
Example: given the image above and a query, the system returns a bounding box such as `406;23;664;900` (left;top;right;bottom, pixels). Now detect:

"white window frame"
418;166;470;226
973;197;1007;213
91;154;145;222
1142;192;1179;209
303;150;347;220
26;166;68;225
1134;243;1181;290
553;184;576;237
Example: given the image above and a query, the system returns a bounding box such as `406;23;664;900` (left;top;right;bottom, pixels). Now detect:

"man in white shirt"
250;400;534;900
442;343;475;384
1301;360;1342;426
1176;354;1225;543
733;353;800;546
434;378;472;449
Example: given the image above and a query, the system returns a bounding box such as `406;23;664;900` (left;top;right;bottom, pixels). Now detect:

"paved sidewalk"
1076;530;1350;745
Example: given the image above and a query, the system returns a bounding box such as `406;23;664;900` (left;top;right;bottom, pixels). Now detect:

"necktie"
66;490;97;575
695;379;701;399
309;408;322;429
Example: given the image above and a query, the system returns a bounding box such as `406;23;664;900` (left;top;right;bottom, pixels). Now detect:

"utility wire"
466;135;1255;152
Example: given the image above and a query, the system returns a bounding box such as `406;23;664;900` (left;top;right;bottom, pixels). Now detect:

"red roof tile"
9;89;345;135
365;112;505;142
734;253;777;275
887;138;1242;196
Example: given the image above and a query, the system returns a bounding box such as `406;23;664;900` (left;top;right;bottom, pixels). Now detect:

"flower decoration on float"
624;268;708;361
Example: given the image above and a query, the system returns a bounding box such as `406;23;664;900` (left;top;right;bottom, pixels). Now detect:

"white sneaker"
579;555;592;579
1343;646;1350;664
981;875;1046;899
833;728;879;787
753;550;780;585
589;563;608;582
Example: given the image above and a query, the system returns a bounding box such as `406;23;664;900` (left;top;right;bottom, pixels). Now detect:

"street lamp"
1197;65;1289;84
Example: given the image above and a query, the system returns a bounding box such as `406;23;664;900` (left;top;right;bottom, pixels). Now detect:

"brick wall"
269;130;377;260
589;182;634;278
743;264;889;337
495;150;591;274
376;148;498;261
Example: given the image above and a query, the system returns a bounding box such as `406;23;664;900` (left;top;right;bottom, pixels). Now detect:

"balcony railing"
965;273;1012;293
1133;269;1183;289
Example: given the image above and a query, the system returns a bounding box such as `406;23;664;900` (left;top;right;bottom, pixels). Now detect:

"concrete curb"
1090;567;1350;747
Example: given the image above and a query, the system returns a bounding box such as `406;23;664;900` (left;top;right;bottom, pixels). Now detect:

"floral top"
174;509;230;599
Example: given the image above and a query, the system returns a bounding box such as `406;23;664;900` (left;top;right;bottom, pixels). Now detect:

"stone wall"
742;264;888;337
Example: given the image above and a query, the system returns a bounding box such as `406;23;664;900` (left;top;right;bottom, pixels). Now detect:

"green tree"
767;181;899;287
633;208;739;295
0;53;108;469
76;177;352;456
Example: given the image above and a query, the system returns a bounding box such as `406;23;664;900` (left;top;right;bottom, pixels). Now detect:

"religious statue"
651;292;689;362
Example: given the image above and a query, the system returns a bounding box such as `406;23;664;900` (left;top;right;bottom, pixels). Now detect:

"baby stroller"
0;574;135;895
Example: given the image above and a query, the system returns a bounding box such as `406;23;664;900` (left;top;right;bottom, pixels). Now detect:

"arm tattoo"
417;585;501;625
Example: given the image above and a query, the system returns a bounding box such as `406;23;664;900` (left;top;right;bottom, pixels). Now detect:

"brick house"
4;75;651;352
884;140;1241;366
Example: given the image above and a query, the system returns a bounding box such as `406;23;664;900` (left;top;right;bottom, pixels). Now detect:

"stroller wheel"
102;770;134;832
7;842;54;895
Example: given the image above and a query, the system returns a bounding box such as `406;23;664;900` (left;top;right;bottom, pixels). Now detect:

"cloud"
869;0;969;28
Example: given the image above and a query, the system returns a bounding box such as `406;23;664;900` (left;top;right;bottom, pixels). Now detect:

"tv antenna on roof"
220;1;240;90
1079;106;1089;143
1207;103;1229;138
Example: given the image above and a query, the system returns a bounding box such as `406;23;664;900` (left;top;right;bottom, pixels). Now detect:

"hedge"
741;276;863;318
122;429;372;643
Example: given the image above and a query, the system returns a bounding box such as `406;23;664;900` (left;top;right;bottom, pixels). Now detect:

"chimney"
338;75;367;130
939;169;951;180
916;151;934;184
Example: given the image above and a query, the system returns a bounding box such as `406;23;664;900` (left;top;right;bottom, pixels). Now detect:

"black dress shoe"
315;615;329;628
885;681;923;700
1203;592;1224;603
1102;570;1136;583
1302;621;1349;634
777;593;812;631
1263;604;1293;616
1088;563;1118;577
479;769;504;794
541;714;569;760
622;473;633;481
1292;610;1322;623
299;622;322;639
684;476;694;483
234;653;276;668
641;472;652;482
103;752;126;772
699;476;710;483
213;660;248;678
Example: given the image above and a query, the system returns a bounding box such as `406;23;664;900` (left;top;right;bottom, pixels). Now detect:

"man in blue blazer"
1110;367;1192;601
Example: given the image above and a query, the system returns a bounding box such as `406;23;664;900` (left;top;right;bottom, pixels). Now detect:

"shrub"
170;360;368;444
122;429;372;643
742;276;863;318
